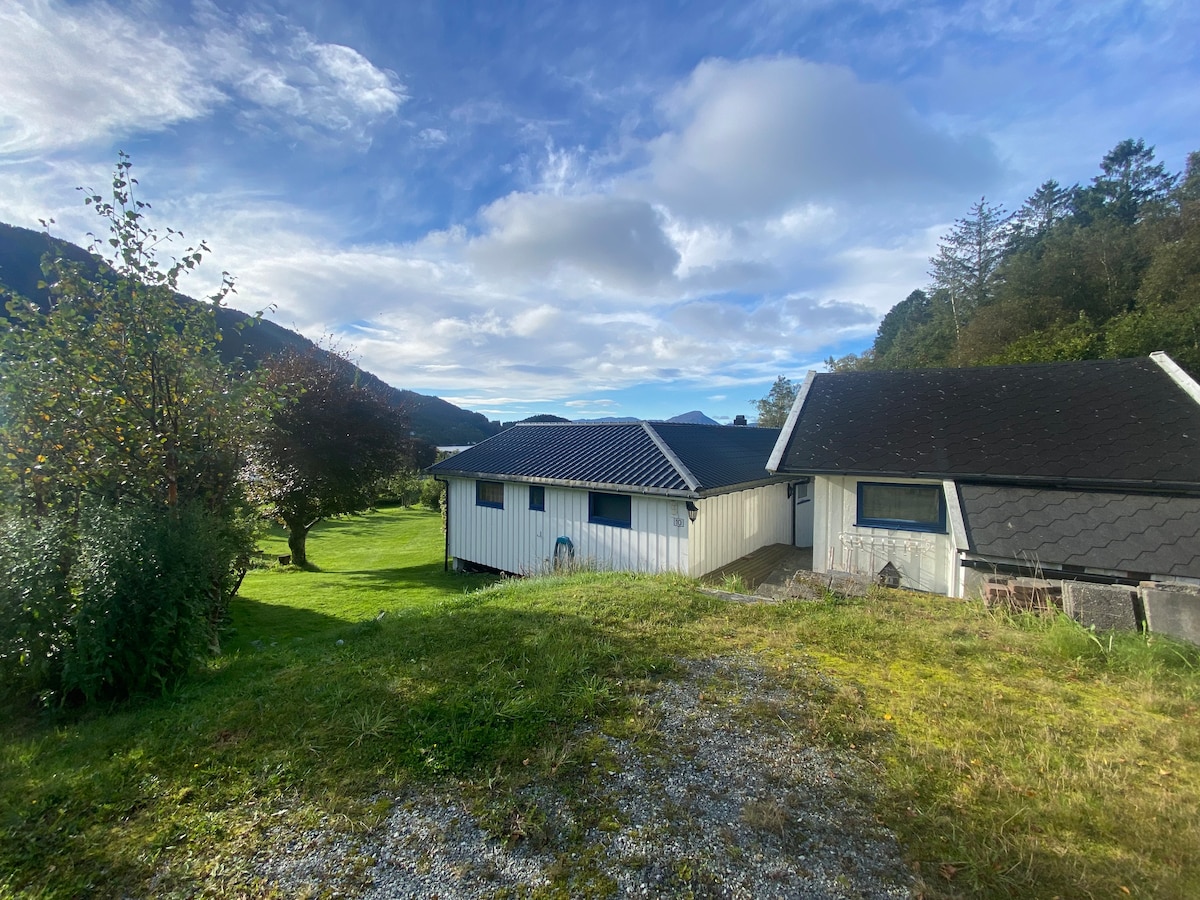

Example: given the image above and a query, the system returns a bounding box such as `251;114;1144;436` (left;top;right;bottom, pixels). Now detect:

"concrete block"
1062;582;1138;632
1140;582;1200;645
826;570;874;598
780;571;831;601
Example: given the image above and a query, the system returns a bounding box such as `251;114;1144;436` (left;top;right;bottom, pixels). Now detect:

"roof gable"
770;355;1200;489
428;422;783;495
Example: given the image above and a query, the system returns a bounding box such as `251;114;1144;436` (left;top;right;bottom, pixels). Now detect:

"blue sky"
1;1;1196;423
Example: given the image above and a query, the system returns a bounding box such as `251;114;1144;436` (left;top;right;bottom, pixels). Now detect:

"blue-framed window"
856;482;946;533
529;484;545;511
476;480;504;509
589;492;631;528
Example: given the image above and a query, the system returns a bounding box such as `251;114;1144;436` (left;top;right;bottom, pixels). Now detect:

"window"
856;482;945;533
476;480;504;509
529;484;545;511
589;492;631;528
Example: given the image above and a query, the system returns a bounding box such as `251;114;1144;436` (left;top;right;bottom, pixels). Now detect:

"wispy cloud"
0;0;405;157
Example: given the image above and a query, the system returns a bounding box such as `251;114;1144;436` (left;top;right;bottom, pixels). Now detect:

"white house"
428;421;793;577
768;353;1200;597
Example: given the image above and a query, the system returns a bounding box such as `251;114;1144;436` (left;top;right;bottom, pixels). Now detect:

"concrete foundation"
1061;582;1139;632
1139;581;1200;645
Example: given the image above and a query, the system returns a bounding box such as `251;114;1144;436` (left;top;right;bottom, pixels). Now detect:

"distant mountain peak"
666;410;719;425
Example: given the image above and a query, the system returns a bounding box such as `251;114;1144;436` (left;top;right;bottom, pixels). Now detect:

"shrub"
0;501;254;705
0;511;74;701
420;477;445;512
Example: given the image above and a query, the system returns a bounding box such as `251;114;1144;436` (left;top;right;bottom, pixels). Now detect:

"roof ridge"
642;421;701;491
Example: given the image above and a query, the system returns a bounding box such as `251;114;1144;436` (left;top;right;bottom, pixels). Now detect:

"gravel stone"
250;655;914;898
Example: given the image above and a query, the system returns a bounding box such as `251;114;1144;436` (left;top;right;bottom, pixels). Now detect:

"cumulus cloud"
646;56;999;220
0;0;405;156
468;192;680;292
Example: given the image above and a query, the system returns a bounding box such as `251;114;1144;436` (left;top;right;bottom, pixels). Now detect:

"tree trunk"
286;519;312;568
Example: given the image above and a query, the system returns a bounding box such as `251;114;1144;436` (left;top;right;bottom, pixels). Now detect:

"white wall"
812;476;965;596
689;482;793;576
445;478;689;575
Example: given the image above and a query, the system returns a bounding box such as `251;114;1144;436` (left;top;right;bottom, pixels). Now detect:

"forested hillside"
832;140;1200;375
0;223;499;445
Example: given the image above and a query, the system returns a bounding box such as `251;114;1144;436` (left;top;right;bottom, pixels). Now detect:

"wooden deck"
702;543;814;592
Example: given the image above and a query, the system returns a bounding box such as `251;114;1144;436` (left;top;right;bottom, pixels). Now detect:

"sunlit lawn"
1;506;1198;899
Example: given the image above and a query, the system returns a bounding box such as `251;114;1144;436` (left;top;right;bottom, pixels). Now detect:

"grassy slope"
1;507;1198;898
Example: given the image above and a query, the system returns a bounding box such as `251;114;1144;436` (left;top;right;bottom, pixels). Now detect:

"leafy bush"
0;501;254;705
420;476;445;512
0;511;74;701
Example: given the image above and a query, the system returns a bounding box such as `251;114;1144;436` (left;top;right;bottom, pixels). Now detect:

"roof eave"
770;465;1200;496
429;469;701;499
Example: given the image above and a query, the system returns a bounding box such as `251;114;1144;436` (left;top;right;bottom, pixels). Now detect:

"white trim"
642;421;701;492
1151;351;1200;407
767;370;816;472
943;479;969;549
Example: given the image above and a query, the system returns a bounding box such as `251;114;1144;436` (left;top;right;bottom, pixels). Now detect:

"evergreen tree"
928;197;1011;342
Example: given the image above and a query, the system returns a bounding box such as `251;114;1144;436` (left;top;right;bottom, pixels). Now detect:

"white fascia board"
1151;351;1200;407
767;370;817;473
943;479;969;550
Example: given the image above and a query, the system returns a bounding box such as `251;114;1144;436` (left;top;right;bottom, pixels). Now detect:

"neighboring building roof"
428;421;784;497
959;483;1200;580
769;354;1200;491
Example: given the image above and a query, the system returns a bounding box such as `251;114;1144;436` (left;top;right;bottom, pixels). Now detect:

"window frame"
856;481;946;533
528;484;545;511
475;480;504;509
588;491;632;528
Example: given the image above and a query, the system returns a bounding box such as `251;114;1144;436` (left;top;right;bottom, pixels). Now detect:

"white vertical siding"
688;483;793;576
812;476;964;596
445;478;689;575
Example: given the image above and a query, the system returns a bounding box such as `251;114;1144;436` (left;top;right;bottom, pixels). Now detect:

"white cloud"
203;10;406;143
645;56;999;221
0;1;219;155
0;0;405;157
468;192;680;292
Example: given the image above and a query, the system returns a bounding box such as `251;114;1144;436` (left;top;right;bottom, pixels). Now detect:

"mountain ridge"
0;222;500;446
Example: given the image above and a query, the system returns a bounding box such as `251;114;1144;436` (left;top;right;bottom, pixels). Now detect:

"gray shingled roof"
959;483;1200;579
771;356;1200;490
428;422;784;497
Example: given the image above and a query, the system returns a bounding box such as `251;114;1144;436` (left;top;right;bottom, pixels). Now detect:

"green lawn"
2;507;1198;899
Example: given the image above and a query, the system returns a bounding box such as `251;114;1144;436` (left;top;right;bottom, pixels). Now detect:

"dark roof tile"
960;484;1200;578
773;357;1200;488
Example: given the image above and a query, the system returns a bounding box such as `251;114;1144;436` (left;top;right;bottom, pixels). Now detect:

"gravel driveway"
252;655;914;898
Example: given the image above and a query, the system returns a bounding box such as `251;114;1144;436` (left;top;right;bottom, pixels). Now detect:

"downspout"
435;476;450;571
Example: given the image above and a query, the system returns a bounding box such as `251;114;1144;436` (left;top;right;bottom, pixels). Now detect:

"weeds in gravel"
2;508;1199;898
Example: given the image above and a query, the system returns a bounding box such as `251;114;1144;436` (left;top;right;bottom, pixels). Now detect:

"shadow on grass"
0;594;675;898
221;596;352;652
335;563;493;594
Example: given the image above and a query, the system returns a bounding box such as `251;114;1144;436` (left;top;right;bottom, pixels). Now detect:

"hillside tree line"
828;139;1200;374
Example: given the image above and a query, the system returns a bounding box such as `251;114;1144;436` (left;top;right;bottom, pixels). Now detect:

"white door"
794;481;814;548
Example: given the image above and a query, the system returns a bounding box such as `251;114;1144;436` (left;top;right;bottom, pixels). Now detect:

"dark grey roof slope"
652;422;782;492
959;483;1200;579
428;422;783;496
772;357;1200;489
